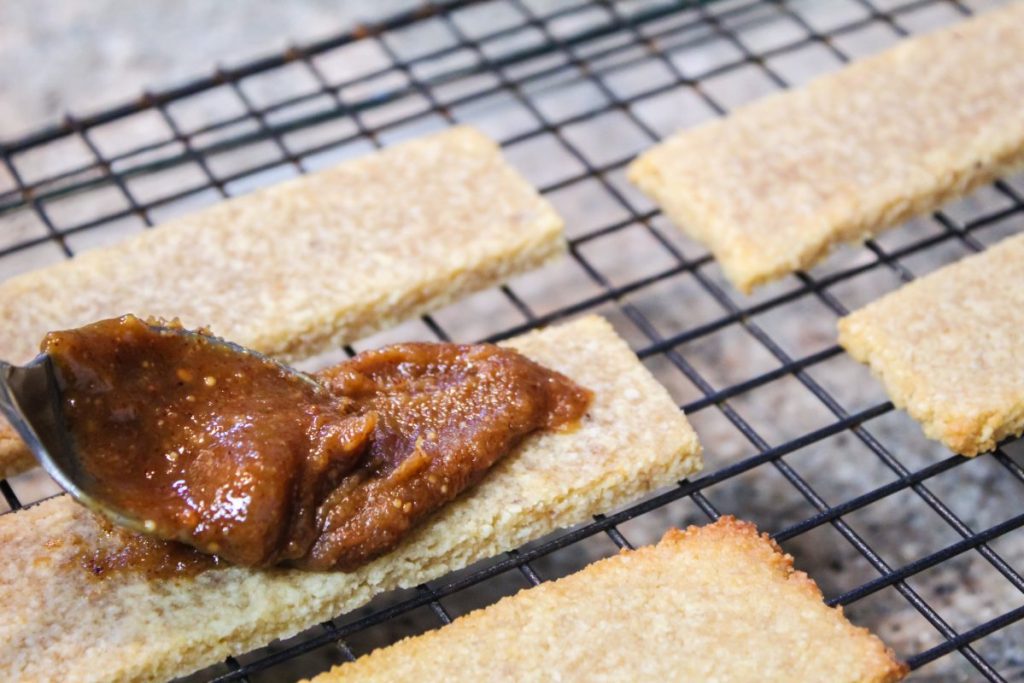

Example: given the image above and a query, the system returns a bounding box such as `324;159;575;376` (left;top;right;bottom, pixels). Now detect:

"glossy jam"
45;315;591;573
78;519;221;580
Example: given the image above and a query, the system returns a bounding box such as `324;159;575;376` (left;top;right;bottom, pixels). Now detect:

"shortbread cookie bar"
0;125;564;478
628;3;1024;293
0;316;703;683
310;517;906;683
839;232;1024;456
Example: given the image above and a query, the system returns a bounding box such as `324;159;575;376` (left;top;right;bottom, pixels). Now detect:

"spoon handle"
0;357;82;495
0;360;27;442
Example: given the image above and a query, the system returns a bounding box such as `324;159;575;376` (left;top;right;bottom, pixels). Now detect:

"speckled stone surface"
2;1;1023;682
0;0;419;138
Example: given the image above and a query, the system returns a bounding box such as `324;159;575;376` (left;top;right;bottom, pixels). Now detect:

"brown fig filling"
45;315;591;574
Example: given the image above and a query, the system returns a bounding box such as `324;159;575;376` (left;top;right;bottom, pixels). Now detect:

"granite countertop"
0;0;418;139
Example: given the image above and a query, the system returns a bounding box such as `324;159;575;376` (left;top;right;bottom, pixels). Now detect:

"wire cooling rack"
2;0;1023;680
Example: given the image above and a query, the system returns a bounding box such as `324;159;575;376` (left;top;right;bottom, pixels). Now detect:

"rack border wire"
2;0;1023;680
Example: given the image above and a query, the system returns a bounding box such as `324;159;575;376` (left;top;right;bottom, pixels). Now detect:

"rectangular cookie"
628;3;1024;293
0;125;564;479
308;516;907;683
0;315;703;682
838;232;1024;456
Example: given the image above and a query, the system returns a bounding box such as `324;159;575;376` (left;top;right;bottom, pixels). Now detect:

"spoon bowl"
0;320;319;536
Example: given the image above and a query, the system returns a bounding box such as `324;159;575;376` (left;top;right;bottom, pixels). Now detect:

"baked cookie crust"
0;126;564;478
311;516;907;683
628;3;1024;293
839;232;1024;456
0;316;703;683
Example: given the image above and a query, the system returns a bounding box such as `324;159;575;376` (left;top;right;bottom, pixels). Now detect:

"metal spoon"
0;320;319;535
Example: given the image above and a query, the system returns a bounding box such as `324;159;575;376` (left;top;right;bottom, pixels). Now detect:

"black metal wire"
2;0;1023;680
